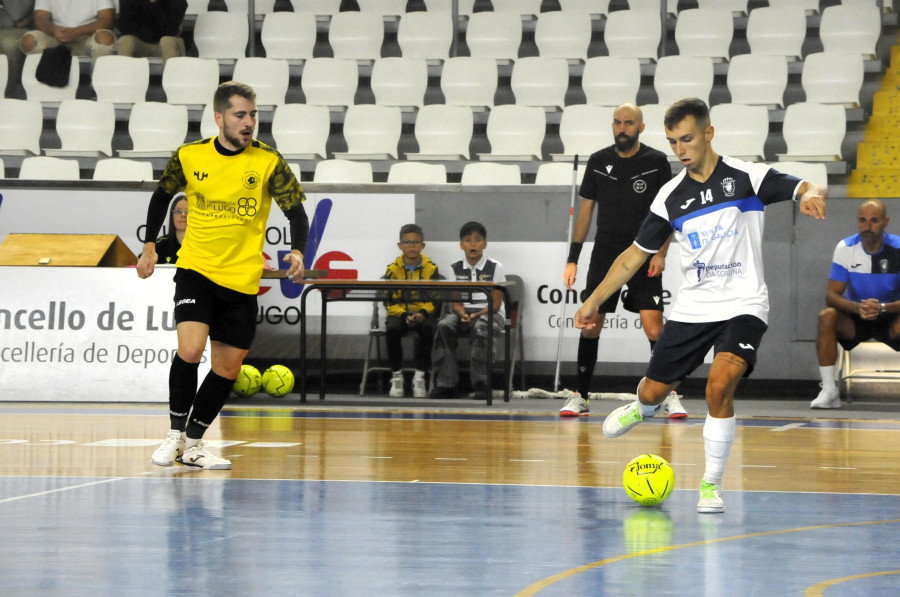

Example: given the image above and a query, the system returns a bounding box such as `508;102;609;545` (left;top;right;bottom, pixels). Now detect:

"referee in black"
560;103;685;418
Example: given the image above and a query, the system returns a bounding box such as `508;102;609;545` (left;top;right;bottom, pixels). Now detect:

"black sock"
185;371;234;440
169;354;199;432
576;335;599;397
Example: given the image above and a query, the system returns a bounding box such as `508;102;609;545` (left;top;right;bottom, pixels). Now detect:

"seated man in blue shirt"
812;198;900;409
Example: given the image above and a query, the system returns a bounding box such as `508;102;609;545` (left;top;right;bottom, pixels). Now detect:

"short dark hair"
213;81;256;114
664;98;710;131
459;221;487;240
399;223;424;240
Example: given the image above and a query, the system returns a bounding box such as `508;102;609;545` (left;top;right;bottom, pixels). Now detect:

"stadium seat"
333;104;402;160
260;13;317;65
271;104;331;161
766;0;818;13
232;57;290;109
440;57;498;111
819;4;880;59
387;162;448;184
637;103;674;158
0;157;5;178
653;55;714;107
422;0;475;14
674;8;733;62
0;55;6;96
491;0;543;18
558;0;610;17
45;99;115;158
772;161;828;186
18;156;80;180
534;11;592;62
604;9;662;63
397;12;453;64
709;103;768;161
118;102;189;159
313;159;374;184
22;53;78;103
745;7;806;62
801;52;865;108
356;0;407;17
162;57;220;108
300;57;359;111
510;57;569;111
696;0;748;15
224;0;276;12
290;0;341;16
778;103;846;162
193;12;248;61
726;54;788;109
535;161;588;186
370;57;428;110
92;157;155;181
581;57;641;106
0;98;43;157
461;162;521;185
478;105;545;162
91;56;150;107
552;104;615;161
328;11;384;65
465;11;522;64
406;104;474;160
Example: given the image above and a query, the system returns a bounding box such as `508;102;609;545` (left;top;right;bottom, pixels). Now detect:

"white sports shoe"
697;480;725;513
602;401;647;438
412;376;427;398
151;431;185;466
664;391;688;419
810;385;841;409
559;392;588;417
177;441;232;470
389;373;404;398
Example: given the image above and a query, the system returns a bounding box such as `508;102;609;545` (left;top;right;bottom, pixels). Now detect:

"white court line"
363;456;393;460
743;465;776;468
435;458;467;461
820;466;857;471
770;423;807;432
0;477;124;504
510;459;544;463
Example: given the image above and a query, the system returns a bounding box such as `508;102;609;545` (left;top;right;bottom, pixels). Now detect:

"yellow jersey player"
137;81;309;470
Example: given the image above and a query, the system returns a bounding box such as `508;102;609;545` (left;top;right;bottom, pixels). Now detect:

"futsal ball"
233;364;262;397
261;364;295;397
623;454;675;506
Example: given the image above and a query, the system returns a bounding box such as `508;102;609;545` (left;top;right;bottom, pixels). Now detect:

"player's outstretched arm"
798;182;827;219
574;244;650;329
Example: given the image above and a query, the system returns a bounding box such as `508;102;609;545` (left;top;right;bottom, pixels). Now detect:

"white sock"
185;437;199;449
391;370;403;379
413;370;425;380
638;401;661;418
702;414;735;486
820;366;836;391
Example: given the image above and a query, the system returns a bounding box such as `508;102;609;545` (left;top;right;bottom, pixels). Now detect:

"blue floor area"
2;476;899;596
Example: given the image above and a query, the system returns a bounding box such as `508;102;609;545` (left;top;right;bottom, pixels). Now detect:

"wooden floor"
2;398;900;596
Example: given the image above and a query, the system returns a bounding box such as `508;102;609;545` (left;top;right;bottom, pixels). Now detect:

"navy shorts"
585;243;663;314
173;268;258;350
839;316;900;352
645;315;768;384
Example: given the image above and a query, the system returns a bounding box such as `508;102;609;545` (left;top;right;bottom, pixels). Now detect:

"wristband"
567;241;583;264
882;303;887;314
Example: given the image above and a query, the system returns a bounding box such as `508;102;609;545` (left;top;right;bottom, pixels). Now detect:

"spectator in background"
116;0;187;65
0;0;34;97
20;0;116;68
154;193;188;265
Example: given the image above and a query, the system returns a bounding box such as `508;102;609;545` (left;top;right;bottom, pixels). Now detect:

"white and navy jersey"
450;255;506;318
580;143;673;248
634;155;803;324
830;233;900;302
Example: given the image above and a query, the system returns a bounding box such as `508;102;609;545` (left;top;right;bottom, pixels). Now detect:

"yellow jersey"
158;137;305;294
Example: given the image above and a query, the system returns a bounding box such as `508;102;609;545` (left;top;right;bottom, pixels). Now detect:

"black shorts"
585;243;663;314
839;316;900;352
645;315;768;384
173;268;258;350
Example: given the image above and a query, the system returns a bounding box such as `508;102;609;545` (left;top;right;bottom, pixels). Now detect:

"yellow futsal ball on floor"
232;364;262;397
623;454;675;506
261;365;295;397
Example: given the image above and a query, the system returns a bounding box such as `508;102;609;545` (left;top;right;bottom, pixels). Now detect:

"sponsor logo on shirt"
687;225;740;249
692;260;744;282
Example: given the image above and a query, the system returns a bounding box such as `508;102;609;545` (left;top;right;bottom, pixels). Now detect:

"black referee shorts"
585;243;663;314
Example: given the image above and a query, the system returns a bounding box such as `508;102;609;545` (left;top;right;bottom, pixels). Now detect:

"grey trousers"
431;311;504;388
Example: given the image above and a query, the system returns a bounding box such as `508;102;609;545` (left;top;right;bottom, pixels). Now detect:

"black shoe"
428;386;458;399
468;382;488;400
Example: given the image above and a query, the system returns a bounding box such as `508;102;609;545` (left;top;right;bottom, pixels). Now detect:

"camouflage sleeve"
269;153;306;213
157;148;187;195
